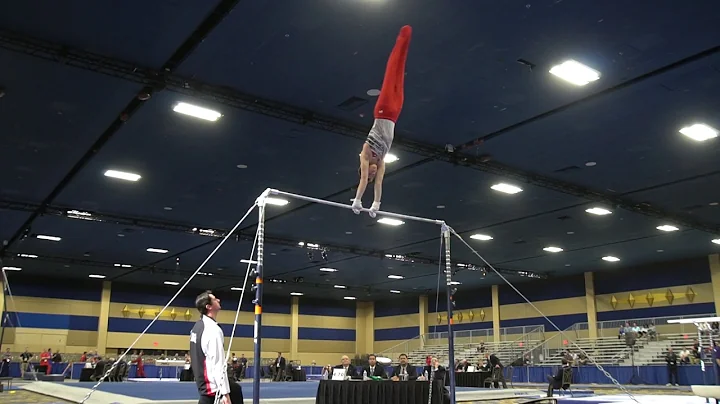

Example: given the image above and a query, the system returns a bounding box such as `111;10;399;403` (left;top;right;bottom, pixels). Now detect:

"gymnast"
352;25;412;218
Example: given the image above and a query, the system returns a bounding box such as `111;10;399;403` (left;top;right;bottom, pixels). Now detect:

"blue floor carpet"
76;381;484;400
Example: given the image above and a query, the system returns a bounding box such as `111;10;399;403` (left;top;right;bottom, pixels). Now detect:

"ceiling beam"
1;30;718;235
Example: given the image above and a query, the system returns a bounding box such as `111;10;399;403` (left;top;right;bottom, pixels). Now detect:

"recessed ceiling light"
367;89;380;97
236;164;248;169
656;225;679;232
388;275;404;280
104;170;141;182
290;292;304;296
384;153;399;163
117;233;125;237
113;263;132;268
390;290;401;294
490;183;523;194
36;235;62;242
173;102;222;121
449;281;462;285
343;296;356;300
18;254;37;258
2;266;21;271
345;231;353;235
265;197;289;206
657;250;664;253
586;207;612;215
88;274;106;279
602;256;620;262
564;264;571;267
679;123;718;142
147;248;169;254
436;205;445;209
378;218;404;226
230;287;244;291
585;161;597;167
319;268;338;272
163;207;173;211
239;258;256;264
164;281;180;286
567;231;575;235
334;285;346;289
549;60;601;86
470;234;493;241
543;246;563;253
712;239;720;245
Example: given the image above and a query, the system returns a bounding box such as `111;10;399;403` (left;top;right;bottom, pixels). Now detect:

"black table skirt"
180;368;194;381
291;368;306;381
453;371;491;387
79;368;94;382
316;380;444;404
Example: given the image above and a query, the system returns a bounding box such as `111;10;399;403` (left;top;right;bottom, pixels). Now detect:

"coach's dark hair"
195;290;213;315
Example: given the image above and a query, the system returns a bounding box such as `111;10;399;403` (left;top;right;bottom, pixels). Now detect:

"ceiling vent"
554;165;580;173
337;96;368;111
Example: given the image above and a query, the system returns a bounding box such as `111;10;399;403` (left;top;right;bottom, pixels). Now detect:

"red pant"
374;25;412;123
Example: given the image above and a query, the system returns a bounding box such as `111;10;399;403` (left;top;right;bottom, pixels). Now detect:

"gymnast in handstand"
352;25;412;218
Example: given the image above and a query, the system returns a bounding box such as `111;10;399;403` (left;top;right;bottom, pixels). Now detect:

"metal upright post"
442;224;456;404
252;198;267;404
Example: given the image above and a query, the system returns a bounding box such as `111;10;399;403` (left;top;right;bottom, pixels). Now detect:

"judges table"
316;379;445;404
155;360;187;379
453;371;491;388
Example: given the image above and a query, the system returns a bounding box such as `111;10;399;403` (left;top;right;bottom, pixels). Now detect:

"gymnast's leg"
374;25;412;122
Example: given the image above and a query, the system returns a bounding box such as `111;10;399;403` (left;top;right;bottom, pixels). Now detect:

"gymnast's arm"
373;160;386;204
354;149;371;202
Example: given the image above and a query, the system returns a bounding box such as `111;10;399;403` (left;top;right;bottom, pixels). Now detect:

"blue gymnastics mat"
77;381;486;400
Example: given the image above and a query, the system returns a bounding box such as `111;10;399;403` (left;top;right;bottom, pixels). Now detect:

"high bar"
266;188;445;225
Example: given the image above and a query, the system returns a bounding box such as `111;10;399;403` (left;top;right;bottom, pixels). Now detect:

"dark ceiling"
1;0;719;301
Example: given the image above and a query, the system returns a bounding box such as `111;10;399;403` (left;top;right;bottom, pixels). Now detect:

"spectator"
665;348;679;386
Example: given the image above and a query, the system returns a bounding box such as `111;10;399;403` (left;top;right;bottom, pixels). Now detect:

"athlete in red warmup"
40;349;51;374
352;25;412;217
134;350;146;378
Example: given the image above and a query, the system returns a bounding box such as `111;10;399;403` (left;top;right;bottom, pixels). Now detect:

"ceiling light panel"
173;102;222;121
680;124;718;142
490;183;523;194
549;60;601;86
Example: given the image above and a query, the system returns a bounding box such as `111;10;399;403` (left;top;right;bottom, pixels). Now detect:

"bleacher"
537;336;652;365
403;340;541;367
627;333;711;366
381;315;714;369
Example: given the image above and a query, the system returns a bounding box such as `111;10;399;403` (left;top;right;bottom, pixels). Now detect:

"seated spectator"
546;359;571;397
680;348;691;364
647;323;657;341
